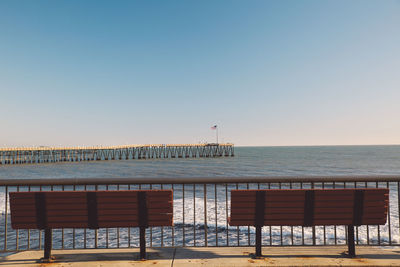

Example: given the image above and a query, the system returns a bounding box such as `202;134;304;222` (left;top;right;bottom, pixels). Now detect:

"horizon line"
236;143;400;147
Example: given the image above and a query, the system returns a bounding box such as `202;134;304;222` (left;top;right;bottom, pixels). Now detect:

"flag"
211;125;217;130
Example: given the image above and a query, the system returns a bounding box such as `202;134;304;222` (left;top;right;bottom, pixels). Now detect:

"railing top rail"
0;175;400;186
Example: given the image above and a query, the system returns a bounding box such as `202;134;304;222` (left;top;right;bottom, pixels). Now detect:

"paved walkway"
1;246;400;266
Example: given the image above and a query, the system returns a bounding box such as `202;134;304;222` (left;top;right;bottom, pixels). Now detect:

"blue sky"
1;0;399;147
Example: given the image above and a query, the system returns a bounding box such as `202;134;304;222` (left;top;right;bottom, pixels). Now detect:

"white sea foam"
0;194;7;214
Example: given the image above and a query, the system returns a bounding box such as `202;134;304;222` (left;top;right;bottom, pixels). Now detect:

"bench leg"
255;226;262;257
43;228;52;261
347;225;355;257
140;226;146;260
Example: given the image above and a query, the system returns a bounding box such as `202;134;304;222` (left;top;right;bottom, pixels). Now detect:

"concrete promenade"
1;246;400;266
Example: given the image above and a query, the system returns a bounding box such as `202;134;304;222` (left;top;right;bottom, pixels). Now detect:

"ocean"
1;146;400;179
1;146;400;250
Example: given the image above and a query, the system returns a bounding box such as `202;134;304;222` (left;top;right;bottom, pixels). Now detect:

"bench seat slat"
231;189;387;196
229;219;305;226
21;213;172;223
228;212;386;222
38;201;173;210
232;196;306;202
95;190;172;197
231;207;305;214
146;201;174;208
232;201;388;210
9;205;36;212
96;197;171;204
10;203;89;211
12;219;174;229
46;210;89;216
10;202;174;213
44;198;87;205
231;206;388;216
47;216;89;222
97;214;172;221
10;197;86;205
313;218;387;225
11;213;173;224
97;220;173;228
11;223;43;229
314;190;387;196
11;217;37;224
315;208;388;216
14;190;172;198
316;206;387;214
232;195;387;202
314;201;388;208
313;213;387;219
97;207;173;215
10;190;172;198
315;195;387;202
11;212;90;221
96;202;172;210
232;190;305;196
229;217;388;226
45;203;91;210
231;213;305;220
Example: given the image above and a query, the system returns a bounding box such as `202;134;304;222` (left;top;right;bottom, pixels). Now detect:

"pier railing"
0;143;234;165
1;176;399;252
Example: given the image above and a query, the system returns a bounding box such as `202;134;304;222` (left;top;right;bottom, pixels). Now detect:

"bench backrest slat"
10;190;173;229
229;189;388;227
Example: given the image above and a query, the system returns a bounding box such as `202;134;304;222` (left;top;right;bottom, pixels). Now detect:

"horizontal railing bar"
1;175;400;186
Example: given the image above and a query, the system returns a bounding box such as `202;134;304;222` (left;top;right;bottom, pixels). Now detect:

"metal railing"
1;176;399;252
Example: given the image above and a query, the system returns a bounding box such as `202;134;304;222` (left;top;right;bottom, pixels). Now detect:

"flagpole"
211;125;218;144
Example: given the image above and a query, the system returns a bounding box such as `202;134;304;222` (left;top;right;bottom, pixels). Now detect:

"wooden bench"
10;190;173;261
229;188;389;258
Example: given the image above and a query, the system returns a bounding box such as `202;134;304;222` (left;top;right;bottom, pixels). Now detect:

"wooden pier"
0;143;234;165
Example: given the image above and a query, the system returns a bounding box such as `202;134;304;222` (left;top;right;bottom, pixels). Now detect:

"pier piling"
0;143;234;165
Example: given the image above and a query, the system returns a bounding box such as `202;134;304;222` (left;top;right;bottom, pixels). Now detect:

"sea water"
1;146;400;249
2;146;400;180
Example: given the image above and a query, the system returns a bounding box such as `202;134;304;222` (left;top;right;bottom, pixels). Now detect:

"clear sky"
1;0;399;147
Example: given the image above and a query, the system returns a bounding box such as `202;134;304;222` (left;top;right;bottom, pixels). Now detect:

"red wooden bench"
229;188;389;258
10;190;173;261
